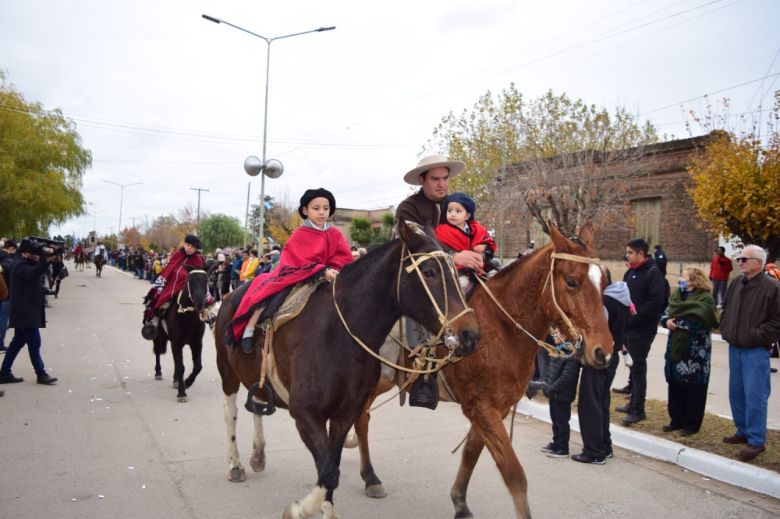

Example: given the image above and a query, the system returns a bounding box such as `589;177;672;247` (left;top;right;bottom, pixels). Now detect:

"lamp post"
190;186;210;233
102;180;142;236
202;14;335;247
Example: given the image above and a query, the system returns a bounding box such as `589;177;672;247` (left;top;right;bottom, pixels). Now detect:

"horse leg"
450;426;486;519
249;412;266;472
153;336;164;380
184;338;203;388
463;406;532;519
284;411;348;519
223;392;246;482
354;376;394;498
171;342;187;402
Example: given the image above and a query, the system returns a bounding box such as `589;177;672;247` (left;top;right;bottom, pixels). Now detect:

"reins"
332;244;473;375
177;269;208;317
474;251;600;358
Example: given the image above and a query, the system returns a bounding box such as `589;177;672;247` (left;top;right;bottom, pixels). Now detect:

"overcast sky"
1;0;778;239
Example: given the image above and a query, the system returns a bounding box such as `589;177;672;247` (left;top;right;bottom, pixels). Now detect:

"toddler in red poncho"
434;192;497;289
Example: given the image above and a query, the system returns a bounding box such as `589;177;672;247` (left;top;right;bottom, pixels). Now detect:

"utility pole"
190;187;210;233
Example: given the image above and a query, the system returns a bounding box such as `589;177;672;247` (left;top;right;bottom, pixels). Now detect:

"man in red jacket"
709;246;733;307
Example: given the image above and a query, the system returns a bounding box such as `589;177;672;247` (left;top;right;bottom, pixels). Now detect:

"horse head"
180;264;210;314
397;221;480;358
544;223;612;369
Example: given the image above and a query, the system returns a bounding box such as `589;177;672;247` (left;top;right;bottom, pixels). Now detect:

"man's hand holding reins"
452;250;483;273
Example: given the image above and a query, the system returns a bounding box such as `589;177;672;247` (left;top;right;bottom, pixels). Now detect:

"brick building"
499;133;719;263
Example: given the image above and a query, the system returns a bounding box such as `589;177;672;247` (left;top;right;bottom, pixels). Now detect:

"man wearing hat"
396;154;483;271
142;234;205;339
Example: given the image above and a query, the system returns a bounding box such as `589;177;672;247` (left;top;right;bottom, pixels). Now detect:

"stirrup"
244;382;276;416
141;318;159;340
409;374;439;410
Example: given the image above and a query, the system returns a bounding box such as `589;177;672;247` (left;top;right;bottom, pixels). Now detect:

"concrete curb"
516;399;780;499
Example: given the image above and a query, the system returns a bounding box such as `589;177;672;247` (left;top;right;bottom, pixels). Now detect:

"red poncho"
230;226;353;342
435;220;497;271
148;248;204;312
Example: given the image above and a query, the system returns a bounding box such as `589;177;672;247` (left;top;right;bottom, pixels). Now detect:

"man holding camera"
0;238;59;385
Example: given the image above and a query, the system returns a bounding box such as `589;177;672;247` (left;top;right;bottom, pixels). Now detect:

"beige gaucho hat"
403;154;466;186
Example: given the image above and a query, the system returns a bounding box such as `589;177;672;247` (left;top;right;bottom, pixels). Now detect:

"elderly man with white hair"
719;244;780;461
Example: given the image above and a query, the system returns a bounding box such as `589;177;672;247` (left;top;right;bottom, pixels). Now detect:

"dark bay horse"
352;224;613;519
74;251;87;271
213;221;480;519
94;254;106;277
152;265;209;402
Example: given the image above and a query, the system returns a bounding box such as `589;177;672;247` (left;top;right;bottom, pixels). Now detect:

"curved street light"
101;180;142;236
202;13;335;248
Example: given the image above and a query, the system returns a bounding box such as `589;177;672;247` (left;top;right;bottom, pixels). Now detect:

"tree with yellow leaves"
687;94;780;260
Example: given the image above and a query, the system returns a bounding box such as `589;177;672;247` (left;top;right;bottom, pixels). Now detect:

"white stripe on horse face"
588;264;602;292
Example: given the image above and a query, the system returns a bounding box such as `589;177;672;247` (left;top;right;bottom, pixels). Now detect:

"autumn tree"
687;94;780;260
0;70;92;236
145;214;180;252
199;214;244;252
428;86;659;236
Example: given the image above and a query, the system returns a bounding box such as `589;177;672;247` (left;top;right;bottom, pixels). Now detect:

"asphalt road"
1;263;778;519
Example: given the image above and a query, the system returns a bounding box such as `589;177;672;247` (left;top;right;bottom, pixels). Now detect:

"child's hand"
324;268;339;282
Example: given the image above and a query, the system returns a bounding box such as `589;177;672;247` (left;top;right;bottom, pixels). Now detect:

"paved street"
1;264;778;518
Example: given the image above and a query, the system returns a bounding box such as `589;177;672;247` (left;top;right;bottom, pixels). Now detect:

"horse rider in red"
229;188;353;352
142;234;207;339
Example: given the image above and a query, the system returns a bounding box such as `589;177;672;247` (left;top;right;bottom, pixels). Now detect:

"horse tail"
154;340;168;356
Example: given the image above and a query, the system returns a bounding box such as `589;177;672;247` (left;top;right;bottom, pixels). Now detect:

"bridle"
474;251;600;358
177;269;209;320
332;244;473;374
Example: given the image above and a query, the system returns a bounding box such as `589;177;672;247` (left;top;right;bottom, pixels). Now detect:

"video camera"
20;236;66;257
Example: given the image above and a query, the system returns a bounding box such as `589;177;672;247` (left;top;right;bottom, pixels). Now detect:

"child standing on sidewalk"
540;334;582;458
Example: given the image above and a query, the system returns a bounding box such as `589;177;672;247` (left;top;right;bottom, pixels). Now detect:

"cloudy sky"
1;0;778;239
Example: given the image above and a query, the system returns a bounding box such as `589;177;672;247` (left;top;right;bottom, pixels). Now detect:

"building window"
631;197;661;248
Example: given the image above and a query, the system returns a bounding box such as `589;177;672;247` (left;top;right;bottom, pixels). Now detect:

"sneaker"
540;442;556;454
545;448;569;458
722;434;748;444
0;345;7;353
662;423;682;432
605;448;614;459
611;385;632;395
0;373;23;384
738;445;765;461
615;404;632;414
622;412;646;425
571;452;606;465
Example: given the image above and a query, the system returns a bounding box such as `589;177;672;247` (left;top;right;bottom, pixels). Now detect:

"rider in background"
93;241;108;261
142;235;206;339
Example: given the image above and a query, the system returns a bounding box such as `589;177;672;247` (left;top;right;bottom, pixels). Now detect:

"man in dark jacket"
0;239;19;354
719;245;780;461
0;238;58;385
653;244;668;276
620;238;666;424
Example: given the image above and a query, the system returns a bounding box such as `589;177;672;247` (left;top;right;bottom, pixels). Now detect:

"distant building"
332;206;394;245
501;134;719;263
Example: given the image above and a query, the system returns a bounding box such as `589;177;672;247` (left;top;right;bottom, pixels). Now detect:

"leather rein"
176;269;209;321
474;251;600;358
332;245;473;375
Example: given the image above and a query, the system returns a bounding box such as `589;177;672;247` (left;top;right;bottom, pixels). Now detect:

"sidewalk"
517;328;780;499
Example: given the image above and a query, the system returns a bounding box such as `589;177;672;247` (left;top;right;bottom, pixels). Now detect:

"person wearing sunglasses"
719;245;780;461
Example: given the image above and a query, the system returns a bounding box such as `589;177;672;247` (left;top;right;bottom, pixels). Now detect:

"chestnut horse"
213;221;480;519
352;223;612;519
152;265;209;402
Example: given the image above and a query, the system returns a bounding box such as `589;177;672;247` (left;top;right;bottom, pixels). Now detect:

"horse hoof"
365;483;387;499
154;375;163;381
228;467;246;482
177;395;187;403
250;454;265;472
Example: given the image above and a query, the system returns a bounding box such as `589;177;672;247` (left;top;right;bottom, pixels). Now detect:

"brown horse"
213;221;480;519
352;223;612;519
74;251;87;271
94;254;106;277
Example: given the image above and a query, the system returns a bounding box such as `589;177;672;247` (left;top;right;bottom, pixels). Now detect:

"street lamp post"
202;14;335;247
102;180;142;236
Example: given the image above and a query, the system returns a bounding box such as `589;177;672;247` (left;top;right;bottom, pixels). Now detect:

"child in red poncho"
230;188;353;352
434;192;497;289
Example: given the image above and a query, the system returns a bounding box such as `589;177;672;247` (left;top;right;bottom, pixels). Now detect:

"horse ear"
549;222;568;252
397;220;426;249
578;223;595;250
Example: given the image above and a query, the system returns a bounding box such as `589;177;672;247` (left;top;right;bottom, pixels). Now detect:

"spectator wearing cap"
0;238;59;385
140;234;205;338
